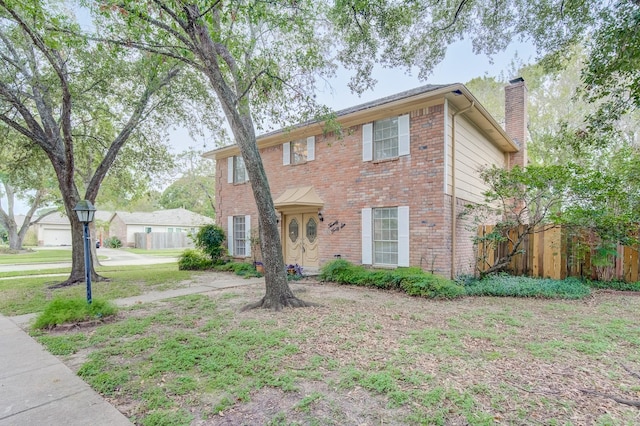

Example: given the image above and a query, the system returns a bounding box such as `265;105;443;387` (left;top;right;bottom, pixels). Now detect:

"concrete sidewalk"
1;276;264;426
0;315;132;426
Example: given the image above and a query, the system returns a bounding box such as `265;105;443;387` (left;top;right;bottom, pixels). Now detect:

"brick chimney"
505;77;528;169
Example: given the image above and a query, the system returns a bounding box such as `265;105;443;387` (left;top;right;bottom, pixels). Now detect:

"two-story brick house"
204;78;527;278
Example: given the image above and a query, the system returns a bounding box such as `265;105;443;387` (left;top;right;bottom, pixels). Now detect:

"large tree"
0;125;59;250
95;0;625;309
0;1;186;284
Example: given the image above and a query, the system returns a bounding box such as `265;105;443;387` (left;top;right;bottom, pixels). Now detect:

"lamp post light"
73;200;96;304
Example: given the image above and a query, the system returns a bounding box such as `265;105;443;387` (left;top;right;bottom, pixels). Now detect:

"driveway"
0;247;178;273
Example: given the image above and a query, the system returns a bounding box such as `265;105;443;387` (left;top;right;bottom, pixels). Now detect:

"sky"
5;38;534;216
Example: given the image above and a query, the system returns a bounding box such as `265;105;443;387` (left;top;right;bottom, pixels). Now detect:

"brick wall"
216;97;517;278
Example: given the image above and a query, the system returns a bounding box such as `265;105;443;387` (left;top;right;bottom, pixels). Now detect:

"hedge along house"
204;78;527;278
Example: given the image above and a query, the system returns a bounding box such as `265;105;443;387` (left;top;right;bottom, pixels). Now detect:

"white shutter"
307;136;315;161
361;208;372;264
398;206;410;267
283;142;290;165
227;157;234;183
362;123;373;162
398;114;410;156
245;215;251;258
227;216;234;255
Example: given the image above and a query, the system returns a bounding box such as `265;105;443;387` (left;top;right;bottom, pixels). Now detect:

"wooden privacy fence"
477;225;640;282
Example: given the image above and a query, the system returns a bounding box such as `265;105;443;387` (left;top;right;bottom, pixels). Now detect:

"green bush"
104;236;122;248
464;274;591;299
214;261;262;278
587;280;640;292
194;224;226;262
178;249;214;270
33;298;118;330
319;260;464;299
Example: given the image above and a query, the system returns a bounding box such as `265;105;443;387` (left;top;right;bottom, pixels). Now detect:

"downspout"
450;101;474;279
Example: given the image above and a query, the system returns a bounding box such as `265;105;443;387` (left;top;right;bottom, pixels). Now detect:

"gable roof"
203;82;518;161
35;211;113;225
109;208;214;227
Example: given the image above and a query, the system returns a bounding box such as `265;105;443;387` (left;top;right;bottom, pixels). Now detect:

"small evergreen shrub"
214;261;262;278
33;298;118;330
178;249;214;270
194;224;226;262
319;260;464;299
104;236;122;248
587;280;640;292
464;274;591;299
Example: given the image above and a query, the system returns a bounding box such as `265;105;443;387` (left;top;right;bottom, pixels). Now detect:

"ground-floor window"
362;206;409;267
373;207;398;265
233;216;246;257
228;215;251;257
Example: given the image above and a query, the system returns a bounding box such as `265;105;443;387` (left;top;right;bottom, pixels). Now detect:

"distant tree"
160;149;216;218
0;127;59;250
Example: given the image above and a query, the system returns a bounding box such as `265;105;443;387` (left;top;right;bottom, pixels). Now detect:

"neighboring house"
34;211;113;246
109;208;215;247
204;78;527;278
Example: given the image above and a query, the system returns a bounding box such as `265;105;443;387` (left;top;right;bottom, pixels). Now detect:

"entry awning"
274;186;324;211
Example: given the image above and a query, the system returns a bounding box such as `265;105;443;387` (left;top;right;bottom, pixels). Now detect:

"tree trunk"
185;5;317;311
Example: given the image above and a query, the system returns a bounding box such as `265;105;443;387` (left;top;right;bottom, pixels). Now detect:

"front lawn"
33;282;640;425
0;263;198;316
0;248;74;264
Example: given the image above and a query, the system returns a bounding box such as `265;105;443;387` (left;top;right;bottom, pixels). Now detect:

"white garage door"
43;228;72;246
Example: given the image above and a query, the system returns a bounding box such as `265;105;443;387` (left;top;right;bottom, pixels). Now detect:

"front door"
284;213;319;267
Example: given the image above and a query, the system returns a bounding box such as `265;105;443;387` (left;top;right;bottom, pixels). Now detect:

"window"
233;216;246;256
227;215;251;257
362;114;410;161
291;140;308;164
374;118;399;160
283;137;315;165
373;207;398;265
145;227;152;233
227;155;248;184
168;228;174;233
361;206;409;266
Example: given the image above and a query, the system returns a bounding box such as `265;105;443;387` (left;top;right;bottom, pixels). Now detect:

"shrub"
464;274;591;299
178;249;214;270
319;260;464;299
400;274;466;299
104;236;122;248
587;280;640;292
194;224;226;262
214;261;262;278
33;298;118;330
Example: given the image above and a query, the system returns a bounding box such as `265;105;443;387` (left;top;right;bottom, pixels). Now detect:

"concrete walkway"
0;276;263;426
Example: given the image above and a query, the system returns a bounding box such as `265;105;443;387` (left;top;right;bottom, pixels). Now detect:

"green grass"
40;295;302;424
464;275;591;299
32;298;118;329
0;263;196;316
0;249;74;264
33;287;640;425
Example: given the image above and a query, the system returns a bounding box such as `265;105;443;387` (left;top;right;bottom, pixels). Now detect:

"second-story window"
233;156;247;183
362;114;410;162
373;117;399;160
283;136;315;165
290;140;308;164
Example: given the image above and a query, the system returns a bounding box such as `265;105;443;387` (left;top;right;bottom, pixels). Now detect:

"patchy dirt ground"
51;274;640;425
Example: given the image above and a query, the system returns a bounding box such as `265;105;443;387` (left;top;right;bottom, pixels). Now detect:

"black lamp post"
73;200;96;304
